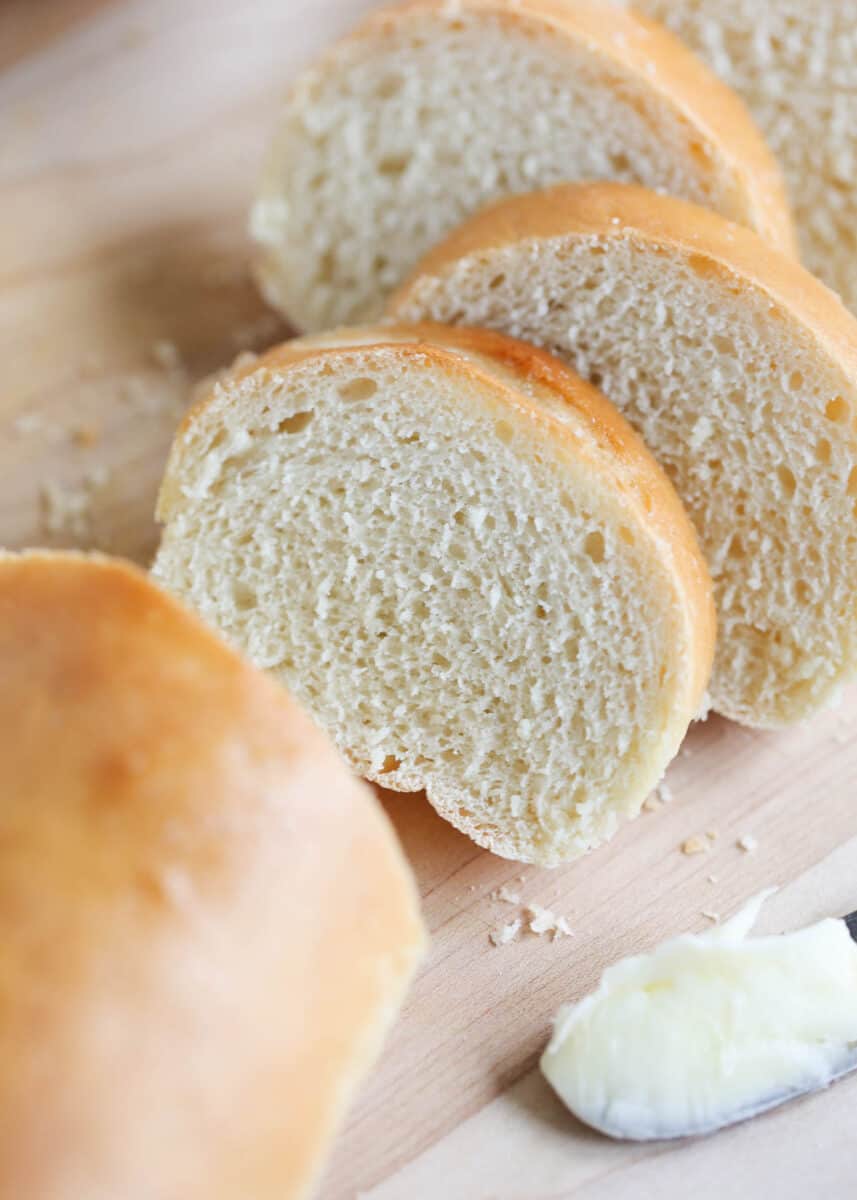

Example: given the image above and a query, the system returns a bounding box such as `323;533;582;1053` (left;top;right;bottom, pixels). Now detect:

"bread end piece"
0;550;425;1200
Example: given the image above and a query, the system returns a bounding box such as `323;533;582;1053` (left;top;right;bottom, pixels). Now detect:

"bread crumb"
526;903;572;940
71;422;101;448
490;918;521;947
40;468;111;538
150;339;182;370
701;910;720;923
707;874;719;884
13;412;64;442
680;836;707;856
13;413;47;436
641;794;660;813
491;884;521;905
737;834;758;853
705;829;718;841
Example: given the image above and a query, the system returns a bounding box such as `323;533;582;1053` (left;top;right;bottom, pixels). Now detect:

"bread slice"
390;182;857;727
604;0;857;315
0;551;425;1200
250;0;795;332
153;323;714;866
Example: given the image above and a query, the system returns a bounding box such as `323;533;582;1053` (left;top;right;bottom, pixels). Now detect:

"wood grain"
1;4;856;1199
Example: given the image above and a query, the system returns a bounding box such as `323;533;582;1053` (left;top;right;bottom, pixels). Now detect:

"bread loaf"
153;323;714;866
390;182;857;727
607;0;857;315
0;551;425;1200
250;0;795;332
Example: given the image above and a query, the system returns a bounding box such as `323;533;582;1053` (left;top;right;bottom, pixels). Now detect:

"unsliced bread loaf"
0;551;424;1200
250;0;795;332
390;182;857;727
604;0;857;314
153;323;714;866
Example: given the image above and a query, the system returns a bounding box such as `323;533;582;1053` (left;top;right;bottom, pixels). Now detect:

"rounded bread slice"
250;0;795;332
604;0;857;315
390;182;857;726
0;551;425;1200
154;323;714;866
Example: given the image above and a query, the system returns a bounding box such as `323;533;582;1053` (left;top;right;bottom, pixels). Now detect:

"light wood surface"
1;4;856;1198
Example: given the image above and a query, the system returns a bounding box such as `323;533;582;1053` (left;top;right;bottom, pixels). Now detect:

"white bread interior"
605;0;857;315
154;323;714;866
0;551;425;1200
391;183;857;727
250;0;794;332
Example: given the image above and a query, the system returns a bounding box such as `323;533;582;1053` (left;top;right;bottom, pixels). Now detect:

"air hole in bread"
618;525;634;546
489;273;507;290
688;139;711;167
847;467;857;496
375;75;403;100
233;581;257;611
339;377;378;402
795;579;812;604
495;420;514;443
378;155;409;179
276;411;314;435
687;253;719;279
584;530;606;563
777;464;796;498
817;438;832;464
317;248;336;286
713;334;736;356
826;396;850;423
379;755;402;773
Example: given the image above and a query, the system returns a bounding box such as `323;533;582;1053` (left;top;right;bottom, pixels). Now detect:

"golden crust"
156;323;715;858
391;180;857;388
0;551;425;1200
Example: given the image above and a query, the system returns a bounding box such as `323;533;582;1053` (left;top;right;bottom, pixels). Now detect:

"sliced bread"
606;0;857;314
153;324;714;866
250;0;795;332
0;551;424;1200
390;182;857;727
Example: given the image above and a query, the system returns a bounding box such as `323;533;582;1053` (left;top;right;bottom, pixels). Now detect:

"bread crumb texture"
394;189;857;726
611;0;857;314
154;329;708;865
251;0;789;330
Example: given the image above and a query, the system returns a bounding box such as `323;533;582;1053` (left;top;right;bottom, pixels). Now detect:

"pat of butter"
541;892;857;1140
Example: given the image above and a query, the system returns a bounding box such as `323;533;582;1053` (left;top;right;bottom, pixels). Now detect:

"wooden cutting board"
2;3;856;1197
